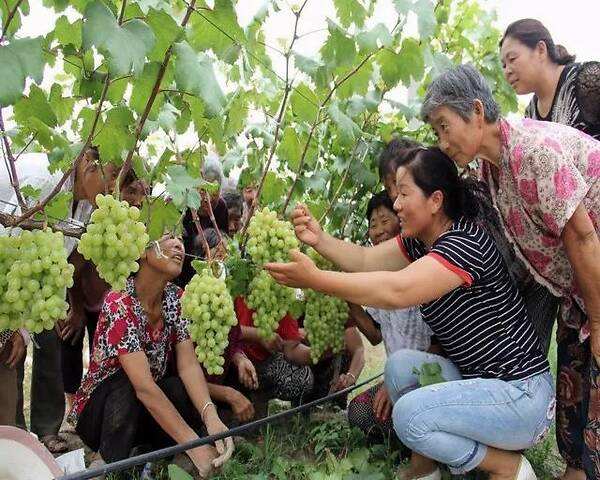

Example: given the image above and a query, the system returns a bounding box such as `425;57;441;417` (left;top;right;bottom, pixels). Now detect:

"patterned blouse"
480;117;600;336
526;62;600;140
68;278;190;424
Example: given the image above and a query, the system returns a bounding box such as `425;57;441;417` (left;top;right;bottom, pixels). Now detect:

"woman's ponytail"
553;44;576;65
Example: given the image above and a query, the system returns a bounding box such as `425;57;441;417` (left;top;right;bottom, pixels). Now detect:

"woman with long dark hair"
500;19;599;139
265;147;553;480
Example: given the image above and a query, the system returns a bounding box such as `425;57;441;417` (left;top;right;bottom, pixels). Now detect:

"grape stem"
200;190;224;248
239;0;309;247
190;208;212;263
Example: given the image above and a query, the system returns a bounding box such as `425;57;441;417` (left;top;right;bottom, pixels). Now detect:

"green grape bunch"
247;270;295;340
303;250;348;363
182;266;238;376
304;290;348;364
246;207;299;266
78;194;149;291
0;229;73;333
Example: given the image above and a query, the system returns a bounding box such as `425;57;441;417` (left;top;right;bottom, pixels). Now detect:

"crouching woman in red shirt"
67;235;233;478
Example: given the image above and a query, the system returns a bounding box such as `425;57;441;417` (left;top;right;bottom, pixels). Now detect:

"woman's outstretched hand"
291;204;323;247
264;250;319;289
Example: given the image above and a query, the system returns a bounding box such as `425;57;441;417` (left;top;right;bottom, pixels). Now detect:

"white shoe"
516;455;537;480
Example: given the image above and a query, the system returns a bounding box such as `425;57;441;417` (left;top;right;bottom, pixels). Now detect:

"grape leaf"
13;85;58;128
94;106;135;163
167;464;194;480
141;197;181;241
173;42;225;118
336;60;372;99
130;62;164;120
224;90;249;138
320;20;356;70
187;0;245;63
413;0;436;39
49;84;76;125
261;171;286;205
82;0;155;77
146;7;182;62
0;37;44;107
20;185;42;201
328;103;360;145
290;83;319;124
356;23;393;54
45;191;73;223
55;16;83;49
397;38;425;83
413;362;445;387
277;127;302;171
333;0;367;28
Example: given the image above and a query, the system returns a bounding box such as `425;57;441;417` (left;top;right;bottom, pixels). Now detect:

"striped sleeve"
398;236;427;262
428;231;484;286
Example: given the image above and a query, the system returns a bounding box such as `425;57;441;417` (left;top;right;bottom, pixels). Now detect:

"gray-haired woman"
422;63;600;479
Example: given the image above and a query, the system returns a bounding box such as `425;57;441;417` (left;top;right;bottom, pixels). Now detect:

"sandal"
40;434;69;454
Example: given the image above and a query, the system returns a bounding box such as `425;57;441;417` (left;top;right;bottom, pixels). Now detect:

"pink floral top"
68;278;190;424
480;118;600;334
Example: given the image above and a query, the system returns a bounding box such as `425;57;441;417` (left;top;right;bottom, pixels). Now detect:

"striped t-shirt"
399;217;548;381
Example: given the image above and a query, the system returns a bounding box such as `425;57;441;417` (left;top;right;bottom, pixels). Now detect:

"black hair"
222;191;243;217
378;136;422;180
366;191;395;224
396;147;481;220
501;19;575;65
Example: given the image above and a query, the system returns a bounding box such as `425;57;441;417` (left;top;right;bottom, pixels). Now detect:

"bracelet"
346;372;357;384
200;401;215;420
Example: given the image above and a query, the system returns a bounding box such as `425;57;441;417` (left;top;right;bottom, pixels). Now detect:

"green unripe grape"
0;229;72;332
182;267;237;374
245;207;299;266
78;194;149;291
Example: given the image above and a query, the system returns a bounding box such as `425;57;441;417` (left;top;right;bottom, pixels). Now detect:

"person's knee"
384;349;419;394
392;390;429;447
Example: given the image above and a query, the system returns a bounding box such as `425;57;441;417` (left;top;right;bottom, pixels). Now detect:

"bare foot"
397;452;438;479
560;467;586;480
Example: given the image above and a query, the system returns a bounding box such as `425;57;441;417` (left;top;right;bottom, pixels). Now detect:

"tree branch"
0;0;24;42
0;109;26;210
115;0;197;192
15;76;111;225
239;0;308;242
0;211;84;238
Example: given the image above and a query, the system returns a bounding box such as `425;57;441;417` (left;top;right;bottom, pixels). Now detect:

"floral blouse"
480;117;600;335
68;278;190;424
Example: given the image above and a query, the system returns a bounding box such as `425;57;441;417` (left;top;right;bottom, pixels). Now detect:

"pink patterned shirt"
480;118;600;334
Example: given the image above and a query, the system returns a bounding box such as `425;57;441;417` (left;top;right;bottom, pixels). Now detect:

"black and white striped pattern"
402;218;549;381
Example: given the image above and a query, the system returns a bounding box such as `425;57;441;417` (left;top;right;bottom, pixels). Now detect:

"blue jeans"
384;350;555;474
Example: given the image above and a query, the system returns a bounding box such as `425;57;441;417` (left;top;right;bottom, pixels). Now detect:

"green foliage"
82;0;155;77
1;0;518;278
0;37;44;106
413;362;445;387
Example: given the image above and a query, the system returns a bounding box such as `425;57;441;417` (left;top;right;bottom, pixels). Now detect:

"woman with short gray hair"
423;63;600;479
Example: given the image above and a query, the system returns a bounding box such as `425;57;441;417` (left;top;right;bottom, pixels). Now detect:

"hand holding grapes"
291;204;323;247
264;250;319;289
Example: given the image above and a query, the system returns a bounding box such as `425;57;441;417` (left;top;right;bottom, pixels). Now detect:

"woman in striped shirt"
265;147;553;480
